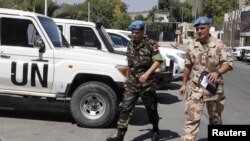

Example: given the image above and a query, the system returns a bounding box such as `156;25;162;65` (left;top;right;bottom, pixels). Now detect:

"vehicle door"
0;16;54;93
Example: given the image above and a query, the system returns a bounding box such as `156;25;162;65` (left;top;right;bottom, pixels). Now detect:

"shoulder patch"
152;44;159;52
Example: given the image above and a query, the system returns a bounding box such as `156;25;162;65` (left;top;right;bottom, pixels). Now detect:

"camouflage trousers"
181;90;226;141
116;84;159;132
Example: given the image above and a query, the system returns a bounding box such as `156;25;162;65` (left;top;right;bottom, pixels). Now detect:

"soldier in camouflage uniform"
107;20;163;141
179;16;233;141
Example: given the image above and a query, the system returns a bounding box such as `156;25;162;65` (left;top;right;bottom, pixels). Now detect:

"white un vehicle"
0;8;128;127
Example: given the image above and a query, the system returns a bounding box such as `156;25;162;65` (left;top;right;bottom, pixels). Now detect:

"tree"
202;0;238;26
65;0;131;29
0;0;130;29
156;0;193;31
110;0;131;29
134;15;145;21
158;0;193;23
0;0;59;17
158;0;171;10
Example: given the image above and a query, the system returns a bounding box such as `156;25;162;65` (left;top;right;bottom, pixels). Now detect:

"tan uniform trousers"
181;90;226;141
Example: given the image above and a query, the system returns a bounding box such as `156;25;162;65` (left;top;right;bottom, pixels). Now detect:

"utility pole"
195;0;198;19
182;7;184;23
88;2;90;22
229;12;233;47
44;0;47;16
230;1;238;47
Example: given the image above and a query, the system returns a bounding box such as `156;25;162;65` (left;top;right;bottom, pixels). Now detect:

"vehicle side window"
108;33;128;47
1;17;38;47
70;26;100;48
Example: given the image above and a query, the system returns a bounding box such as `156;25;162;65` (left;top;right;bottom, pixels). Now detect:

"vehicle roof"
234;46;250;49
0;8;46;18
106;29;131;40
53;18;96;27
106;29;131;34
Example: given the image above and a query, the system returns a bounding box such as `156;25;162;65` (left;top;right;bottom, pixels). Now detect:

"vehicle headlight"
177;53;186;59
116;65;128;77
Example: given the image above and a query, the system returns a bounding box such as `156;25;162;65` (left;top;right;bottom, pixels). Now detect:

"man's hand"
207;72;219;83
179;85;186;96
139;73;149;83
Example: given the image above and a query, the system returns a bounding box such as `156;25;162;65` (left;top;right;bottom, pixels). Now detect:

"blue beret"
128;20;145;30
193;16;211;27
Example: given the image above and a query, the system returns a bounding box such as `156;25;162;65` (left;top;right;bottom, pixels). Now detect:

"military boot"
151;131;159;141
106;129;126;141
151;125;159;141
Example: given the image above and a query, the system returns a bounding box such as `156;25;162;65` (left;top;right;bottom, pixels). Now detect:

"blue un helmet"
128;20;145;30
193;16;211;27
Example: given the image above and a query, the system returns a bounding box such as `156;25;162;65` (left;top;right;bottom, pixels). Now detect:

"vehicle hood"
159;47;185;54
53;47;127;66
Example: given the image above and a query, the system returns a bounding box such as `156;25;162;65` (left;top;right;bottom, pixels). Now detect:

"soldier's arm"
145;61;162;76
179;46;193;96
217;63;232;76
207;43;233;82
138;61;162;83
182;64;192;87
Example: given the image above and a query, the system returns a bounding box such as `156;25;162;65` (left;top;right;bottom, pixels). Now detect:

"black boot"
106;129;126;141
151;125;159;141
151;131;159;141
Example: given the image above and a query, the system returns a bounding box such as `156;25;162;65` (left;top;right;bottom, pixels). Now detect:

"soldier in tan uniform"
107;20;163;141
179;16;233;141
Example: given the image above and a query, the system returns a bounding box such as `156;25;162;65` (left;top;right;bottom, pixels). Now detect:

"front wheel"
70;81;118;127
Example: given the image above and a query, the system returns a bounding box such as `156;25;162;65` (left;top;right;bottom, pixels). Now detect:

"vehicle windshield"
100;26;116;47
38;16;70;48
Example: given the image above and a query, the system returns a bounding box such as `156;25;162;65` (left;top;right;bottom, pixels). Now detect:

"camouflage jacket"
185;36;233;100
126;38;163;88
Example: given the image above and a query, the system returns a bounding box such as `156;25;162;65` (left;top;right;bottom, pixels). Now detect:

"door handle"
31;59;48;62
0;55;10;59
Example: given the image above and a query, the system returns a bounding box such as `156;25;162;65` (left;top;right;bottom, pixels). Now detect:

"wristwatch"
216;70;222;76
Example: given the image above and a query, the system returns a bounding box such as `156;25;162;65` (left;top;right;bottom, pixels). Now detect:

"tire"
70;81;118;128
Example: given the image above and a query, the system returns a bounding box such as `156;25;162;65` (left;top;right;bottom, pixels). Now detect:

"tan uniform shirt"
185;36;233;101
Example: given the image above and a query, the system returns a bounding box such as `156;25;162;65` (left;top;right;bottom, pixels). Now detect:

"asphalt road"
0;60;249;141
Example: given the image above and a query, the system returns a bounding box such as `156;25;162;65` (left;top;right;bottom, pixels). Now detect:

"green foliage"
158;0;193;23
156;0;193;32
0;0;59;17
134;15;145;21
158;0;170;10
202;0;239;26
0;0;131;29
55;0;131;29
112;13;132;30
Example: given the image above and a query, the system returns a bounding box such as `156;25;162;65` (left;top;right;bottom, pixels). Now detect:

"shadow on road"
197;138;207;141
0;95;74;123
157;92;181;105
158;82;181;90
129;107;149;126
131;129;180;141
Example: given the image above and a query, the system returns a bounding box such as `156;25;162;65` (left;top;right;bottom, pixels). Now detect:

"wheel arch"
66;73;124;101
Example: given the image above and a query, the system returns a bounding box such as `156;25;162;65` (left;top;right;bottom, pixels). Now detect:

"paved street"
0;60;250;141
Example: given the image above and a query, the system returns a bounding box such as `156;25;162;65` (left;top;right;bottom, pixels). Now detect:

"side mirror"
35;35;45;53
